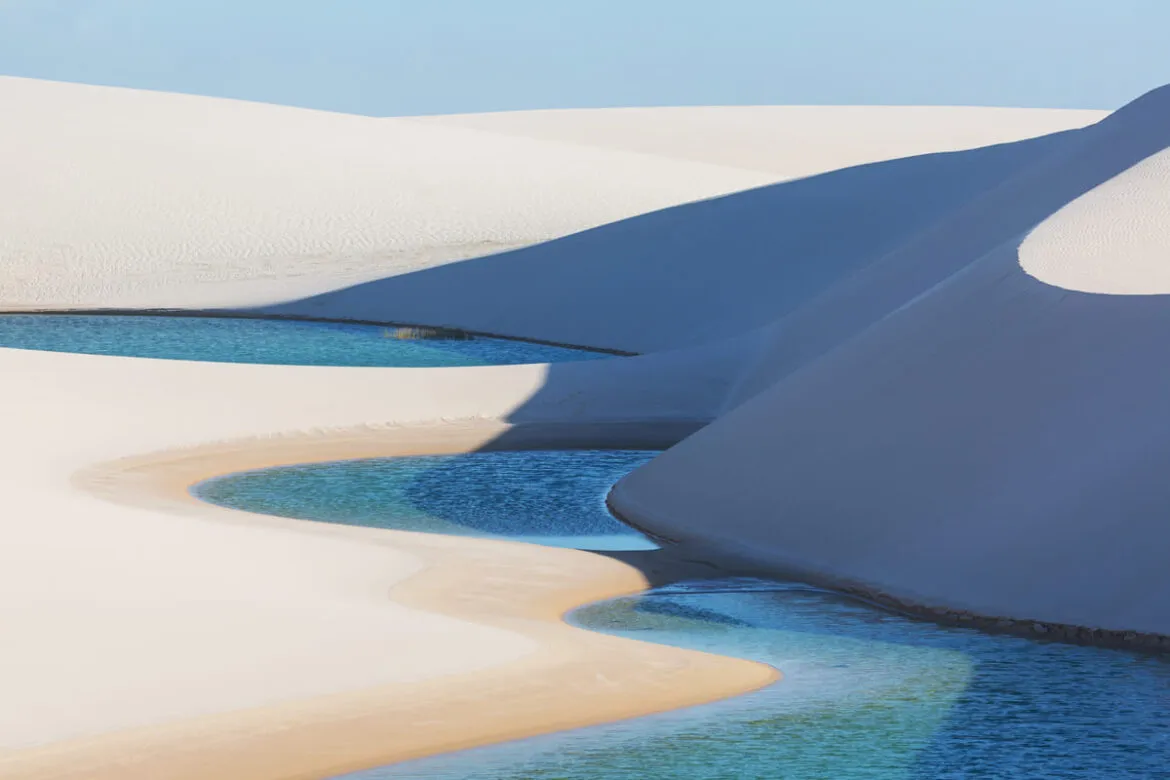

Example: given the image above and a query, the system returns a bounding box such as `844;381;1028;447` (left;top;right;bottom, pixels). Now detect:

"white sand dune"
0;72;1155;774
612;85;1170;636
1021;146;1170;293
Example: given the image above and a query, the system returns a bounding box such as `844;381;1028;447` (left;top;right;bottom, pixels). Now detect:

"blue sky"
0;0;1165;115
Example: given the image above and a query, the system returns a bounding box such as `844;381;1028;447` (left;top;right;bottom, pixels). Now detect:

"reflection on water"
194;450;659;551
0;314;608;366
350;578;1170;779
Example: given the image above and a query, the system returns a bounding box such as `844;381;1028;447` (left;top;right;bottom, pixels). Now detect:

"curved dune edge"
610;489;1170;655
1;422;777;780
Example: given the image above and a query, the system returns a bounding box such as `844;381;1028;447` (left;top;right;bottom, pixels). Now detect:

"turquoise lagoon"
195;451;1170;779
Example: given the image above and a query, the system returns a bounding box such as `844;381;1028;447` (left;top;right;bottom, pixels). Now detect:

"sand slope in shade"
611;85;1170;636
264;119;1102;352
411;105;1104;178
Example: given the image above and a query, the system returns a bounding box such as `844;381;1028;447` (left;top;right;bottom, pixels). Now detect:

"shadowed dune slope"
610;85;1170;635
261;130;1083;353
726;84;1170;405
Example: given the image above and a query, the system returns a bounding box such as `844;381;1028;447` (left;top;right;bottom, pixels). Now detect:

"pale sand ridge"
413;105;1103;178
0;346;737;754
1020;147;1170;292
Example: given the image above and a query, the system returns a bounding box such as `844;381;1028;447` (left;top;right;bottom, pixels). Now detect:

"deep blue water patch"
0;314;608;366
194;449;659;551
349;578;1170;780
194;446;1170;779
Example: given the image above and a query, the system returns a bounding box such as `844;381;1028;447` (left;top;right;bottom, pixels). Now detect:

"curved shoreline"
3;421;777;780
608;498;1170;655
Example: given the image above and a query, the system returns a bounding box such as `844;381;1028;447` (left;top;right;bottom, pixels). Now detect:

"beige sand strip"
2;422;777;780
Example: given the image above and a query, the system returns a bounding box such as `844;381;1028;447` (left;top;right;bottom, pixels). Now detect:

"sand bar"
3;422;777;780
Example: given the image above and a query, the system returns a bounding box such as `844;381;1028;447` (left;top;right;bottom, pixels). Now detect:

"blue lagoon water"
195;450;660;551
351;579;1170;779
194;449;1170;779
0;314;607;366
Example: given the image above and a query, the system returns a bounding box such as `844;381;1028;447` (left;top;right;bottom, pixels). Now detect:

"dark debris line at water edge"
0;313;613;366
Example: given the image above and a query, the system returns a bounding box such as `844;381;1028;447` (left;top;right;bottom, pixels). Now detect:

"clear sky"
0;0;1164;115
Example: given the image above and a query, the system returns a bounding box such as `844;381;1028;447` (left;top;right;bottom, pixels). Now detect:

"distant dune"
264;109;1102;351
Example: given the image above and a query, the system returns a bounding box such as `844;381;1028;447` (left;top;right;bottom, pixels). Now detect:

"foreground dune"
0;74;1149;776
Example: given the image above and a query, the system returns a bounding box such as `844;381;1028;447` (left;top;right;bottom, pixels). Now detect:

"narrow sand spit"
611;85;1170;642
2;423;778;780
0;75;1116;777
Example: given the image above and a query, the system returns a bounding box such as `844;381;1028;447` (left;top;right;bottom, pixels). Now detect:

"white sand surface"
1020;146;1170;293
0;76;776;310
0;345;736;754
0;73;1145;772
415;105;1103;178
